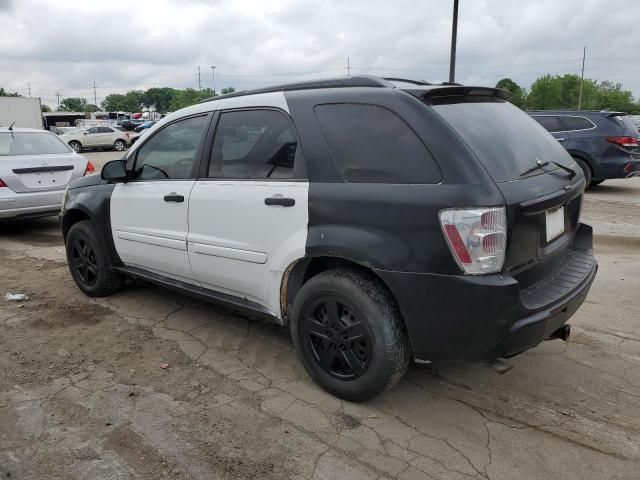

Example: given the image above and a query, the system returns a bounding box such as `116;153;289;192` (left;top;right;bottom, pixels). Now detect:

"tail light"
439;207;507;275
83;161;96;176
605;136;638;148
0;179;7;188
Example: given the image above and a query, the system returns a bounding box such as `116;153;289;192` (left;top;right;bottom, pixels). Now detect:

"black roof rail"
199;75;394;103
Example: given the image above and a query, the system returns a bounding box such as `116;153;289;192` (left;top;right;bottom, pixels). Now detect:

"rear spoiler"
601;110;629;117
402;85;510;101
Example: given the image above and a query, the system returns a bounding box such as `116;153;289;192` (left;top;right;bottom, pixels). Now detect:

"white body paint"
110;92;309;318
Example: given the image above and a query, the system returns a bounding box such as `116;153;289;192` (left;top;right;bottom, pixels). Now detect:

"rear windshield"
430;98;573;182
0;132;72;156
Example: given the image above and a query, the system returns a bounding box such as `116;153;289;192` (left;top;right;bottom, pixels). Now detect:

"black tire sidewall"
114;140;125;151
291;270;409;401
69;141;81;153
66;221;121;297
573;157;592;186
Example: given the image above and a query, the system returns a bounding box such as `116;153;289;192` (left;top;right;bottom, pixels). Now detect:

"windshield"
430;97;573;182
0;132;72;156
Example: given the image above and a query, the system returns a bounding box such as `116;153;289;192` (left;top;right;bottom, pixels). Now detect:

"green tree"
101;93;126;111
143;87;177;113
0;87;20;97
40;104;51;112
59;97;87;112
168;88;214;111
221;87;236;95
495;78;526;108
85;104;99;113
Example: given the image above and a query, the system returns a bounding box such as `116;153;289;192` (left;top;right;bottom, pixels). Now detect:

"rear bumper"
594;153;640;180
376;223;597;362
0;189;64;220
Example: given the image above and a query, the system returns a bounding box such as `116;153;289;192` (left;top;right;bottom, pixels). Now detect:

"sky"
0;0;638;108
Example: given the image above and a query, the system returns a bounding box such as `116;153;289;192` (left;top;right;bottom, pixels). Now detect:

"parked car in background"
134;121;157;132
121;119;144;131
61;76;597;401
59;126;131;153
629;115;640;135
0;127;94;220
529;110;640;186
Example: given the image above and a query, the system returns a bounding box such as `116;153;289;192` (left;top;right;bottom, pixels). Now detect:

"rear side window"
532;115;562;132
560;116;594;131
432;99;572;182
97;127;114;133
209;109;298;179
314;103;441;184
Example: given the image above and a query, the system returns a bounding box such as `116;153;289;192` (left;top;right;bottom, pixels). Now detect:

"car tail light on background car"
83;161;96;176
439;207;507;275
0;179;7;188
605;136;638;148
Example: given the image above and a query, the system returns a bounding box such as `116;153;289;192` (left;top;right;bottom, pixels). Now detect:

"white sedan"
0;127;94;220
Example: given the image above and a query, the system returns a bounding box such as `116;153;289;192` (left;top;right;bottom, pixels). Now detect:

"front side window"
532;115;562;133
86;127;99;134
208;109;298;179
97;126;114;133
0;132;72;156
314;103;441;184
133;115;207;180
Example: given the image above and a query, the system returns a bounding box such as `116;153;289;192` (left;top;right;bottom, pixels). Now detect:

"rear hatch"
0;132;87;193
418;89;586;293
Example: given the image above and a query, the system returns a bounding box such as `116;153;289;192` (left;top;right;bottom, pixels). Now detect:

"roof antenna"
8;121;15;131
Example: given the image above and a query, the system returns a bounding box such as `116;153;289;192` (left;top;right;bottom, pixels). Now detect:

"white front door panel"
111;181;196;282
187;180;308;316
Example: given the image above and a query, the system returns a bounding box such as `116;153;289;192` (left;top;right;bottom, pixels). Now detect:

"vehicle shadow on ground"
0;217;61;245
588;183;639;195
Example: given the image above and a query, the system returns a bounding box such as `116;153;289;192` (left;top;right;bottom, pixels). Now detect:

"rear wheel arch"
281;255;410;336
567;151;595;176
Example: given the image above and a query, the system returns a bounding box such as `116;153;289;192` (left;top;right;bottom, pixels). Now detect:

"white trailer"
0;97;43;129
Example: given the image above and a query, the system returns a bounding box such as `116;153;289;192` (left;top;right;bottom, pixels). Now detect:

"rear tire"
590;180;604;187
66;221;124;297
573;157;592;187
68;141;82;153
291;269;411;402
113;139;126;151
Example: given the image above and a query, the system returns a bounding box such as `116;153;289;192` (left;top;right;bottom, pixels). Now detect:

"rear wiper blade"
550;161;577;179
520;161;550;177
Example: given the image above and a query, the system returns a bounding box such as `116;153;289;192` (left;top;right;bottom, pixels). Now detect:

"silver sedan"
0;127;94;220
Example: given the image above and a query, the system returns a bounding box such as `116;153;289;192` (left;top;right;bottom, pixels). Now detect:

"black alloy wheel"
70;237;99;287
301;296;372;380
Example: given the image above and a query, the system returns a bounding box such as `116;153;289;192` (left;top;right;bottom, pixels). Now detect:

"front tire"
113;139;126;152
68;141;82;153
291;269;410;402
66;221;124;297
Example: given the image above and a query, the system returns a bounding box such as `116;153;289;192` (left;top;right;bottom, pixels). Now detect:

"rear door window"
314;103;441;184
559;116;594;131
532;115;563;132
431;98;572;182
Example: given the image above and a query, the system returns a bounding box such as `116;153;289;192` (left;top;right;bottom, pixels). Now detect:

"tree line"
2;74;639;114
0;86;236;114
496;74;639;113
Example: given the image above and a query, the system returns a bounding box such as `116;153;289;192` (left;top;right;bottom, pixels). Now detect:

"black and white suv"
61;76;597;401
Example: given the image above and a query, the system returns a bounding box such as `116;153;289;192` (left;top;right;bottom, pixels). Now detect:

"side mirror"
101;159;128;182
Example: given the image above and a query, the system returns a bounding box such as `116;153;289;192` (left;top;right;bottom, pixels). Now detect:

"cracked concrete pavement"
1;155;639;479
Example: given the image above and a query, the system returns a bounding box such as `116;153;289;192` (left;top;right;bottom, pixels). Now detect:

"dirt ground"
1;155;639;479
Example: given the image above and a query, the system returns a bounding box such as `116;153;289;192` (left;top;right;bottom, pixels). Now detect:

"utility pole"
56;92;61;109
346;57;350;77
93;80;98;107
578;46;586;110
210;66;216;95
27;83;31;97
197;66;202;90
448;0;459;83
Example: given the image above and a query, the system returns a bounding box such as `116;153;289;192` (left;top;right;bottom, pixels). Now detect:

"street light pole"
448;0;459;83
210;66;216;96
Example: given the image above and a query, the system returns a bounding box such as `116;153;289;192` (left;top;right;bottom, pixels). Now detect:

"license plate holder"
545;206;565;242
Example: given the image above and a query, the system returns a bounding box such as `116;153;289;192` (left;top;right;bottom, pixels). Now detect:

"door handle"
264;196;295;207
164;193;184;203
